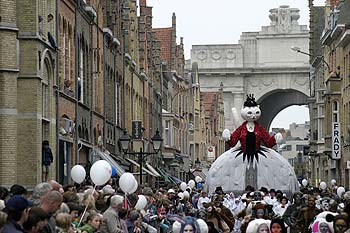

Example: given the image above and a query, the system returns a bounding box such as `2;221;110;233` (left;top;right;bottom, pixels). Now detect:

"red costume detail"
227;121;276;152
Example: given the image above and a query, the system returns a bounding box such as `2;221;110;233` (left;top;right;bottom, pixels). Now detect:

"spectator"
126;210;141;233
10;185;27;197
31;182;53;207
42;140;53;182
0;211;8;231
79;213;102;233
197;190;210;209
100;195;126;233
23;206;49;233
0;186;9;200
2;195;33;233
55;213;74;233
40;190;63;233
66;202;84;227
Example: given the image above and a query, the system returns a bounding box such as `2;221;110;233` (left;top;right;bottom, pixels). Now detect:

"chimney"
140;0;147;6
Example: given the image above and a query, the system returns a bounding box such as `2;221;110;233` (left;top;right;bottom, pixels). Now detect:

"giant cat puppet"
205;94;299;193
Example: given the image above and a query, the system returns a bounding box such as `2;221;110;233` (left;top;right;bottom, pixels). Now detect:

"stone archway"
257;89;309;129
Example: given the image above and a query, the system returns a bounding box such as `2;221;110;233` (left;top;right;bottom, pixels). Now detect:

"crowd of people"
1;179;350;233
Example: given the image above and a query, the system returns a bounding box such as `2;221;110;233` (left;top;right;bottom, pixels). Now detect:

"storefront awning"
145;162;161;177
94;148;125;176
125;158;160;177
157;168;183;185
170;175;183;184
157;168;176;184
190;169;206;181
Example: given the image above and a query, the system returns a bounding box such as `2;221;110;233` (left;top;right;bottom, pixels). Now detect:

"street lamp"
290;46;331;73
119;129;163;185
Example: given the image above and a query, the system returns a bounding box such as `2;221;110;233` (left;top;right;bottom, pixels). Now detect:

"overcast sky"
146;0;323;129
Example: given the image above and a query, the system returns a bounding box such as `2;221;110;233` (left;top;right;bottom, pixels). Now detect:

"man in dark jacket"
2;195;33;233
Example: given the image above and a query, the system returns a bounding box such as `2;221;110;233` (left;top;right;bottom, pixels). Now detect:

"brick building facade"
0;0;222;186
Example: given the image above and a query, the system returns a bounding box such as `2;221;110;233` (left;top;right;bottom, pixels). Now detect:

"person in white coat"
273;196;289;217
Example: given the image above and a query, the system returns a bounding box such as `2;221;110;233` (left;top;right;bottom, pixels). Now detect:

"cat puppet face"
241;105;261;122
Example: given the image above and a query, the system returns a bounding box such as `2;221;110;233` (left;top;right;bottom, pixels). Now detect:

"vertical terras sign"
132;121;142;140
332;122;341;159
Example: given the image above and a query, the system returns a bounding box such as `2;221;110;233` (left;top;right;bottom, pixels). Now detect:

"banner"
332;122;341;159
132;121;142;140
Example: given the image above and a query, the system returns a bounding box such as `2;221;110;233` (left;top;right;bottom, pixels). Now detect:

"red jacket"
227;121;276;152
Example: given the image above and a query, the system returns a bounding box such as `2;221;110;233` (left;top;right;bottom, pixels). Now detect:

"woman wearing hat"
246;219;271;233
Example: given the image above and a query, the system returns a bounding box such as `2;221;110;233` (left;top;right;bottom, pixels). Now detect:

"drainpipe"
103;36;107;148
55;0;60;181
113;49;117;155
121;0;126;129
90;16;94;149
74;2;79;165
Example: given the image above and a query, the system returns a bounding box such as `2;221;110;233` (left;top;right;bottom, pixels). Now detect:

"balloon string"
77;185;96;228
124;194;130;210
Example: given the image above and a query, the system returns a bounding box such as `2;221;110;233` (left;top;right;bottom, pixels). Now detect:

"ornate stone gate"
189;5;310;130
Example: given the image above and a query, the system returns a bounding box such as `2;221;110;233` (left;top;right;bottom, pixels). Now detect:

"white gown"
205;146;299;194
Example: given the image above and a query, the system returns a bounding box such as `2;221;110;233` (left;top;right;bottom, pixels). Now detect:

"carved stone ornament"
262;78;275;86
197;50;207;60
293;77;308;86
269;5;300;33
211;50;222;60
225;50;236;60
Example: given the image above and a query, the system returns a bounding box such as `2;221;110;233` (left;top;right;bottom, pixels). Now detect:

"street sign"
132;121;142;140
207;146;215;161
332;122;341;159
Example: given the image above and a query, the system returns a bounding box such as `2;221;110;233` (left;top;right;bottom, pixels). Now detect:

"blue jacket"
2;219;25;233
42;147;53;166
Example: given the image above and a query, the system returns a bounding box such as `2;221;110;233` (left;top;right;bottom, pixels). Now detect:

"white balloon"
129;180;138;194
119;173;137;194
319;181;327;190
135;195;148;210
195;176;203;183
331;179;337;185
183;191;190;198
180;182;187;191
90;160;112;185
337;186;346;197
188;180;195;189
71;165;86;184
178;192;184;200
302;179;308;186
197;219;208;233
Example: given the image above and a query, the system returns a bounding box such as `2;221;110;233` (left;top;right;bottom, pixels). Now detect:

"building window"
195;113;199;129
62;31;66;81
296;145;304;152
78;48;84;103
42;84;49;119
165;120;171;146
68;31;71;80
318;118;324;140
284;145;292;151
